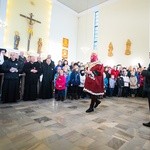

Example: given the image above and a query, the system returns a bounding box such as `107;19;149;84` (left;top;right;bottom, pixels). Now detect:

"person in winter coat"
109;75;116;97
1;51;23;103
55;69;66;101
141;64;150;127
129;71;138;97
78;69;86;99
117;74;124;97
69;63;80;100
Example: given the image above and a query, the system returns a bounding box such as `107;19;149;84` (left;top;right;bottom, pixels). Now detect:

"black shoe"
94;100;101;108
86;108;94;113
143;122;150;127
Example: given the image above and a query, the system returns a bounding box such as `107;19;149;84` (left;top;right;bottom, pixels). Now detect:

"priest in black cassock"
40;58;55;99
23;54;41;101
0;48;8;96
1;51;23;103
0;48;8;73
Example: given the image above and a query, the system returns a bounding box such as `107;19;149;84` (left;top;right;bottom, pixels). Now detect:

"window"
93;11;99;50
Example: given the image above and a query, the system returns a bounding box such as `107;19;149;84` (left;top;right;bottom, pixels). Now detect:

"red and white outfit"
84;53;104;113
84;62;104;95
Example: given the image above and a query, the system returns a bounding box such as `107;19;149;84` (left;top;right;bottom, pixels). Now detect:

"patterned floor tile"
0;97;149;150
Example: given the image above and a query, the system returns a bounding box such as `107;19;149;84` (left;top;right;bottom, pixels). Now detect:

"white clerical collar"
0;53;4;65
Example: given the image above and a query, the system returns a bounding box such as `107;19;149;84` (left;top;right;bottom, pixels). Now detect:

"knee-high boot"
86;95;96;113
94;98;101;108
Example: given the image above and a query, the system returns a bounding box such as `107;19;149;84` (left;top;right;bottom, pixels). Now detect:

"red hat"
90;52;98;62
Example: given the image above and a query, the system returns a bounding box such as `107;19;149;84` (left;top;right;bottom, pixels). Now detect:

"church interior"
0;0;150;150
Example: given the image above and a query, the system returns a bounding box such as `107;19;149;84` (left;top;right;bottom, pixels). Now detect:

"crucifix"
20;13;41;51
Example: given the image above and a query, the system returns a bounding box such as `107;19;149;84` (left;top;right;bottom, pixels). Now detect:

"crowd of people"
0;48;149;126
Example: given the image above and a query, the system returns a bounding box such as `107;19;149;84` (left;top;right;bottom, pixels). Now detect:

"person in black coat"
117;74;124;97
0;49;8;72
23;55;41;101
69;63;80;100
141;63;150;127
40;58;55;99
0;48;8;96
1;52;23;103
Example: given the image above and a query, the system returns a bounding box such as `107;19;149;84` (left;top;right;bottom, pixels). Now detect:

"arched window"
93;11;99;50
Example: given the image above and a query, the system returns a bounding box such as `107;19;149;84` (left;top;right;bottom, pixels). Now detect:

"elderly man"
1;51;23;103
23;53;41;101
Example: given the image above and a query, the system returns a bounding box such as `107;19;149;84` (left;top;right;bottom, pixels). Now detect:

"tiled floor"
0;97;149;150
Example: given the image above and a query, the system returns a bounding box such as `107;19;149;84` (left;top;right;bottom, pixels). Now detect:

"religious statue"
108;42;113;57
37;38;43;54
125;39;131;55
14;31;20;50
28;24;34;36
20;13;41;51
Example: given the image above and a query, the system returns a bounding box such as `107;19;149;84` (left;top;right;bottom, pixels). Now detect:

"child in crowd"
103;72;108;97
109;75;116;97
63;66;70;99
54;66;62;100
122;70;130;97
117;74;124;97
54;60;62;74
130;71;138;97
78;69;86;99
55;69;66;101
69;63;80;100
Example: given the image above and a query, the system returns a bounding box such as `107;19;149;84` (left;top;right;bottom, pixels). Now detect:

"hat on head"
90;52;98;62
0;48;7;53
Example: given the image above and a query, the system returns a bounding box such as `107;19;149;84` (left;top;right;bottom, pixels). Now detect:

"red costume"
84;62;104;95
84;53;104;113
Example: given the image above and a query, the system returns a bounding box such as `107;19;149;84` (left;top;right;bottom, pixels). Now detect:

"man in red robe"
84;53;104;113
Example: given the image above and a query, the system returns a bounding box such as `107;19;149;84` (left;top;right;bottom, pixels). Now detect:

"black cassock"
1;58;23;103
40;62;55;99
23;62;41;101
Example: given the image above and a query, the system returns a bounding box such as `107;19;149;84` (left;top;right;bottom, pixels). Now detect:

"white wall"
77;10;94;63
77;0;149;67
0;0;7;47
4;0;52;53
49;0;78;64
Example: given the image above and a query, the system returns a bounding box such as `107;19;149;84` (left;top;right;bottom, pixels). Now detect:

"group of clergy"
0;48;55;103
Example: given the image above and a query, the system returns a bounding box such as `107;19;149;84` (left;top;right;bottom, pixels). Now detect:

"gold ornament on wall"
125;39;131;55
29;0;35;6
63;38;69;48
108;42;113;57
62;49;68;59
37;38;42;54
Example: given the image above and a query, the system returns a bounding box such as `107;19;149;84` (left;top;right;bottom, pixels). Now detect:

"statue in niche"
125;39;131;55
108;42;113;57
37;38;43;54
14;31;20;50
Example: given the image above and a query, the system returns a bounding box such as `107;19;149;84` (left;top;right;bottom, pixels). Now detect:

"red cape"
84;62;104;95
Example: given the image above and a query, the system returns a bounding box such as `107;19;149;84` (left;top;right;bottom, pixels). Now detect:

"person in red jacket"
55;69;66;101
84;52;104;112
